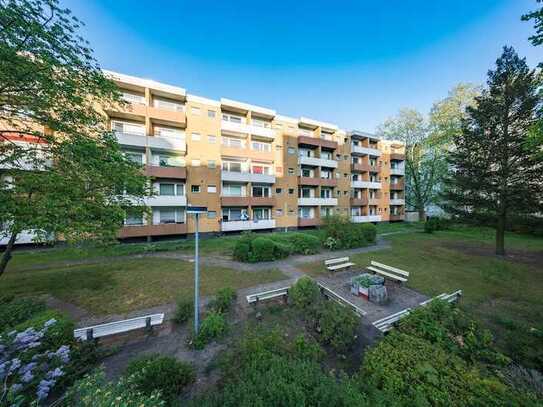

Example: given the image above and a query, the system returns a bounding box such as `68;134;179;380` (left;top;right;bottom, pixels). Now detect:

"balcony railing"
351;215;382;223
390;198;405;206
221;171;275;184
351;180;382;189
221;219;275;232
299;155;338;168
297;197;338;206
115;132;186;153
221;120;275;139
351;144;381;156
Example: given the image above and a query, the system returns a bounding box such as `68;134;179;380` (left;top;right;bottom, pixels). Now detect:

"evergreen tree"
442;47;543;255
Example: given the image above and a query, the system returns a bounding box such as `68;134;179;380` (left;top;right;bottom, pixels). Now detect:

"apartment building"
1;70;405;244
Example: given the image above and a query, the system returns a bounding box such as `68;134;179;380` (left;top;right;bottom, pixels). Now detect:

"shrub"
208;287;237;313
360;223;377;243
66;368;165;406
232;241;250;262
289;277;320;310
322;215;374;250
173;299;193;324
273;241;293;258
284;233;321;255
292;334;325;362
315;301;359;353
249;237;277;262
125;354;195;404
11;309;74;351
424;217;451;233
0;296;45;330
193;311;227;349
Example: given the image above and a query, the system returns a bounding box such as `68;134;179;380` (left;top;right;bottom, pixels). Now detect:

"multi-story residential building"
1;70;406;244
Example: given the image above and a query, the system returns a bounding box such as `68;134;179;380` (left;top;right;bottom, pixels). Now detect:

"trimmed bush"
360;223;377;243
271;232;321;255
193;311;227;349
232;241;250;262
249;237;277;262
322;215;375;250
315;301;359;353
125;354;195;404
0;296;45;330
289;277;320;310
424;217;451;233
273;241;293;258
208;287;237;313
174;298;193;324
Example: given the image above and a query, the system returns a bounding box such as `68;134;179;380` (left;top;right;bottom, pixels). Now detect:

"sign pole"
194;212;200;335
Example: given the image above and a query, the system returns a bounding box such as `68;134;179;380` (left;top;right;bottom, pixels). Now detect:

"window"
208;135;216;144
156;208;185;224
121;91;145;105
154;153;184;167
207;110;216;118
222;183;244;196
207;211;216;219
320;207;333;218
208;160;216;169
288;168;295;176
222;113;243;123
154;98;183;112
252;185;270;197
207;185;217;193
252;165;271;175
301;168;312;177
222;207;248;222
299;207;313;219
191;106;201;115
222;160;244;172
251;118;271;128
251;140;271;152
287;147;296;155
222;136;244;149
320;169;331;179
125;151;143;165
192;160;200;167
276;209;283;217
253;207;271;220
300;187;312;198
276;188;282;194
288;188;295;195
125;210;143;226
191;132;201;141
320;188;332;198
154;126;184;139
191;185;200;193
158;183;184;196
112;120;145;136
321;151;332;160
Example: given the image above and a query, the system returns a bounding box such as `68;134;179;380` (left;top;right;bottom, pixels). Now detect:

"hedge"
322;215;377;250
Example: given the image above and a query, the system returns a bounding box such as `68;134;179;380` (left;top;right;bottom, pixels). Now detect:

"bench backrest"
325;257;350;266
370;260;409;277
246;286;290;303
74;313;164;340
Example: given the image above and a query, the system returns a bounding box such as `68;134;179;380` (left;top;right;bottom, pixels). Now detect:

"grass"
299;225;543;368
0;257;287;315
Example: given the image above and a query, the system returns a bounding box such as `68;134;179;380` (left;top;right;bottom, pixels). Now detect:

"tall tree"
378;109;444;220
0;0;148;276
522;0;543;49
442;46;543;255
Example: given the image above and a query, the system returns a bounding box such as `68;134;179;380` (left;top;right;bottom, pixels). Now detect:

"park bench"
246;286;290;304
367;260;409;283
73;313;164;341
318;282;367;317
324;257;355;272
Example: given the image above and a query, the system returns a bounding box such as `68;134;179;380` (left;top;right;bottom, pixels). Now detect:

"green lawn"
0;257;287;315
299;225;543;369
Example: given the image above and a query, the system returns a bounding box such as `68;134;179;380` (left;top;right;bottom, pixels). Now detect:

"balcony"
108;102;186;127
220;196;276;206
221;219;276;232
390;181;405;191
299;156;338;168
350;197;368;206
221;171;275;184
298;135;338;150
390;167;405;176
220;145;273;162
368;197;380;206
351;163;370;172
352;215;382;223
115;133;186;153
143;195;187;207
221;120;275;140
144;165;186;179
148;106;186;127
298;177;337;187
298;217;321;227
351;180;382;189
390;198;405;206
390;153;406;161
118;223;187;238
298;197;338;206
389;214;404;221
351;144;381;156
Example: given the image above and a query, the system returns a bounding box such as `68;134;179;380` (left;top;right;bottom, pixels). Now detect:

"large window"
154;126;184;139
320;188;333;199
298;207;313;219
301;167;313;177
121;91;145;105
251;140;271;152
222;160;244;173
222;113;243;124
156;207;185;224
253;207;271;220
153;153;184;167
320;169;332;179
222;136;244;149
158;183;184;196
320;207;333;218
252;185;270;197
125;151;144;165
251;118;271;128
321;150;333;160
300;187;313;198
112;120;145;136
251;164;271;175
222;183;244;197
222;208;248;222
299;148;313;158
125;210;144;226
153;98;183;112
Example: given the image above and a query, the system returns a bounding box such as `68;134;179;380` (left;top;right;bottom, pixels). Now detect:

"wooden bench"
324;257;355;272
246;286;290;304
74;313;164;341
367;261;409;283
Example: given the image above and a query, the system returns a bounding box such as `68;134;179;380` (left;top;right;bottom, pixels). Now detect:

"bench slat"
367;266;407;282
74;313;164;340
325;257;350;265
371;261;409;277
327;262;355;271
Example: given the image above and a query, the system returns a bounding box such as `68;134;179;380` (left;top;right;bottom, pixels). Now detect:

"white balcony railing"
298;156;338;168
221;219;275;232
221;171;275;184
390;166;405;176
351;144;381;156
221;120;275;140
390;199;405;206
352;215;382;223
115;132;186;152
351;180;382;189
297;197;338;206
143;195;187;207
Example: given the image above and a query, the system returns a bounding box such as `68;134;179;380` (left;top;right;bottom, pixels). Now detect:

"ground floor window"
125;209;144;226
298;207;314;219
320;206;333;218
253;207;271;220
153;207;185;224
222;207;249;222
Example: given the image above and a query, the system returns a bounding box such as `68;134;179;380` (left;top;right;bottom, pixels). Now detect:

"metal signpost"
186;205;207;335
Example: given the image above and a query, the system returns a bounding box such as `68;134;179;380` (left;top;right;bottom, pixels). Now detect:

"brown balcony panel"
250;196;276;206
119;223;187;238
351;163;370;172
350;197;368;206
369;165;380;173
390;153;406;161
298;218;321;227
320;178;337;187
148;107;186;127
298;176;321;186
221;196;251;206
389;214;404;221
144;165;186;179
390;182;404;191
368;199;380;206
298;135;338;150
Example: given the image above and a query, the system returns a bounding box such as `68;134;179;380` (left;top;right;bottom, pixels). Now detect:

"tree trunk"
418;207;426;222
496;215;506;256
0;231;18;277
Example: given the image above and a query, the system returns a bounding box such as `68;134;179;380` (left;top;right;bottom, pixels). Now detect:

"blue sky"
65;0;541;132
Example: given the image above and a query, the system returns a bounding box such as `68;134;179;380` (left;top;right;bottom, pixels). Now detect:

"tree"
442;47;543;255
0;0;149;276
522;0;543;49
378;109;444;220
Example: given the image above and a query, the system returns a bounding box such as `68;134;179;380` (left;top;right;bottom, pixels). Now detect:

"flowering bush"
0;318;72;405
